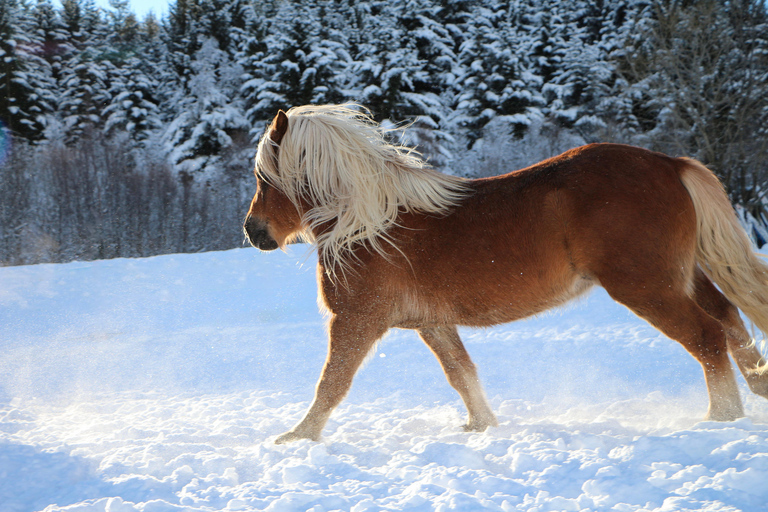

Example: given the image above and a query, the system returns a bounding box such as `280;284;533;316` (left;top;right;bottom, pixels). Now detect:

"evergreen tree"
164;0;199;92
164;37;249;175
526;0;560;89
197;0;235;54
401;0;458;108
103;57;162;144
436;0;478;53
0;0;52;142
162;0;252;175
544;0;614;135
238;0;272;138
453;0;543;146
99;0;162;144
57;0;113;143
351;1;442;122
58;55;112;143
246;0;348;125
105;0;140;51
30;0;72;86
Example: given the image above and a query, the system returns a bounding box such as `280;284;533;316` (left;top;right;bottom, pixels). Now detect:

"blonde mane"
254;103;469;278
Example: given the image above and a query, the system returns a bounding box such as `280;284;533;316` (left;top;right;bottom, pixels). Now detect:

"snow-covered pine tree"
58;58;113;144
433;0;477;131
543;0;614;137
105;0;139;46
345;0;450;164
163;37;249;176
237;0;274;139
57;0;113;143
524;0;560;91
29;0;71;101
0;0;53;142
398;0;456;106
595;0;653;138
163;0;200;93
103;59;162;144
162;0;251;177
101;0;162;144
453;0;543;147
435;0;477;53
305;0;351;104
393;0;457;164
196;0;238;56
244;0;349;127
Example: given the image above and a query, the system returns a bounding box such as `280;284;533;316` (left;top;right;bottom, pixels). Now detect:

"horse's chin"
255;239;279;251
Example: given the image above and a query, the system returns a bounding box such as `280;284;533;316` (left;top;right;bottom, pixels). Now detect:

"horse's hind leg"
600;276;743;420
691;267;768;398
418;326;498;431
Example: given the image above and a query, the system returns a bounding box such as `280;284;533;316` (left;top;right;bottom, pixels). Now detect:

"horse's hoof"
745;369;768;398
462;422;489;432
705;406;745;422
461;413;498;432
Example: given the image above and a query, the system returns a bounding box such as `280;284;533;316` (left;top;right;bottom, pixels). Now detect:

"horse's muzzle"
244;216;279;251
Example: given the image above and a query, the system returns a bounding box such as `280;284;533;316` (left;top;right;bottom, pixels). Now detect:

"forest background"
1;0;767;265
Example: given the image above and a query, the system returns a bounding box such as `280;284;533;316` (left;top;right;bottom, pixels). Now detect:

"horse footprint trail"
2;390;767;511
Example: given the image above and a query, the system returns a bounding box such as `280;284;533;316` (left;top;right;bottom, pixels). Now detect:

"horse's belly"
394;272;594;329
458;274;595;327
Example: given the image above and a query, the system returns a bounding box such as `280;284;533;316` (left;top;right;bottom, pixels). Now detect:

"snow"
1;247;768;512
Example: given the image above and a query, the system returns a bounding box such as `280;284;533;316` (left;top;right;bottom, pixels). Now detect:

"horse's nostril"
244;216;261;237
244;217;279;251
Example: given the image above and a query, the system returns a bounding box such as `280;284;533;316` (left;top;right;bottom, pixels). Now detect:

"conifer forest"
1;0;767;265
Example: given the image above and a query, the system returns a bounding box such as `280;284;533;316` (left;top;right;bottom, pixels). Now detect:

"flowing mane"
254;103;469;274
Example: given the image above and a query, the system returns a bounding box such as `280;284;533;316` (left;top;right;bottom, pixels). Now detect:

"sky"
90;0;171;19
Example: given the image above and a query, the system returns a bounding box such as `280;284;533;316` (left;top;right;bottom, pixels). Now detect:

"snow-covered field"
1;247;767;512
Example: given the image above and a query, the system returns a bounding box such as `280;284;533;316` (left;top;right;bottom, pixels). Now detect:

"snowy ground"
1;247;767;512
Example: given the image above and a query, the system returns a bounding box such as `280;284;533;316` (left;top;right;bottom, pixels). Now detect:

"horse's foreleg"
275;314;386;444
418;326;498;431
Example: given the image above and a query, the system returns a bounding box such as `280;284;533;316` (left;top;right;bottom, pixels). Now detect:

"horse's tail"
679;159;768;361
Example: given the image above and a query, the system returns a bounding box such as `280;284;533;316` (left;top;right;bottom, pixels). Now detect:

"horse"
243;104;768;444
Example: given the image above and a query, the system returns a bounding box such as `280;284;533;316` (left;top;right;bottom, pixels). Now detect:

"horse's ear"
269;110;289;146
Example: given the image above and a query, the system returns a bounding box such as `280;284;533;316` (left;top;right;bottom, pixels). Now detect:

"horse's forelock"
254;127;283;186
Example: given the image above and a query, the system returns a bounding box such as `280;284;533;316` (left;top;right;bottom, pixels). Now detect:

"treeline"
0;139;248;264
1;0;767;265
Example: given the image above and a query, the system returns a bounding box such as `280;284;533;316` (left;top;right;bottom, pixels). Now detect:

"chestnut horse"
244;104;768;444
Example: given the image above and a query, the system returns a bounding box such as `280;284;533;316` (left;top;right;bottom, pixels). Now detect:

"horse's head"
244;110;303;251
244;104;468;276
